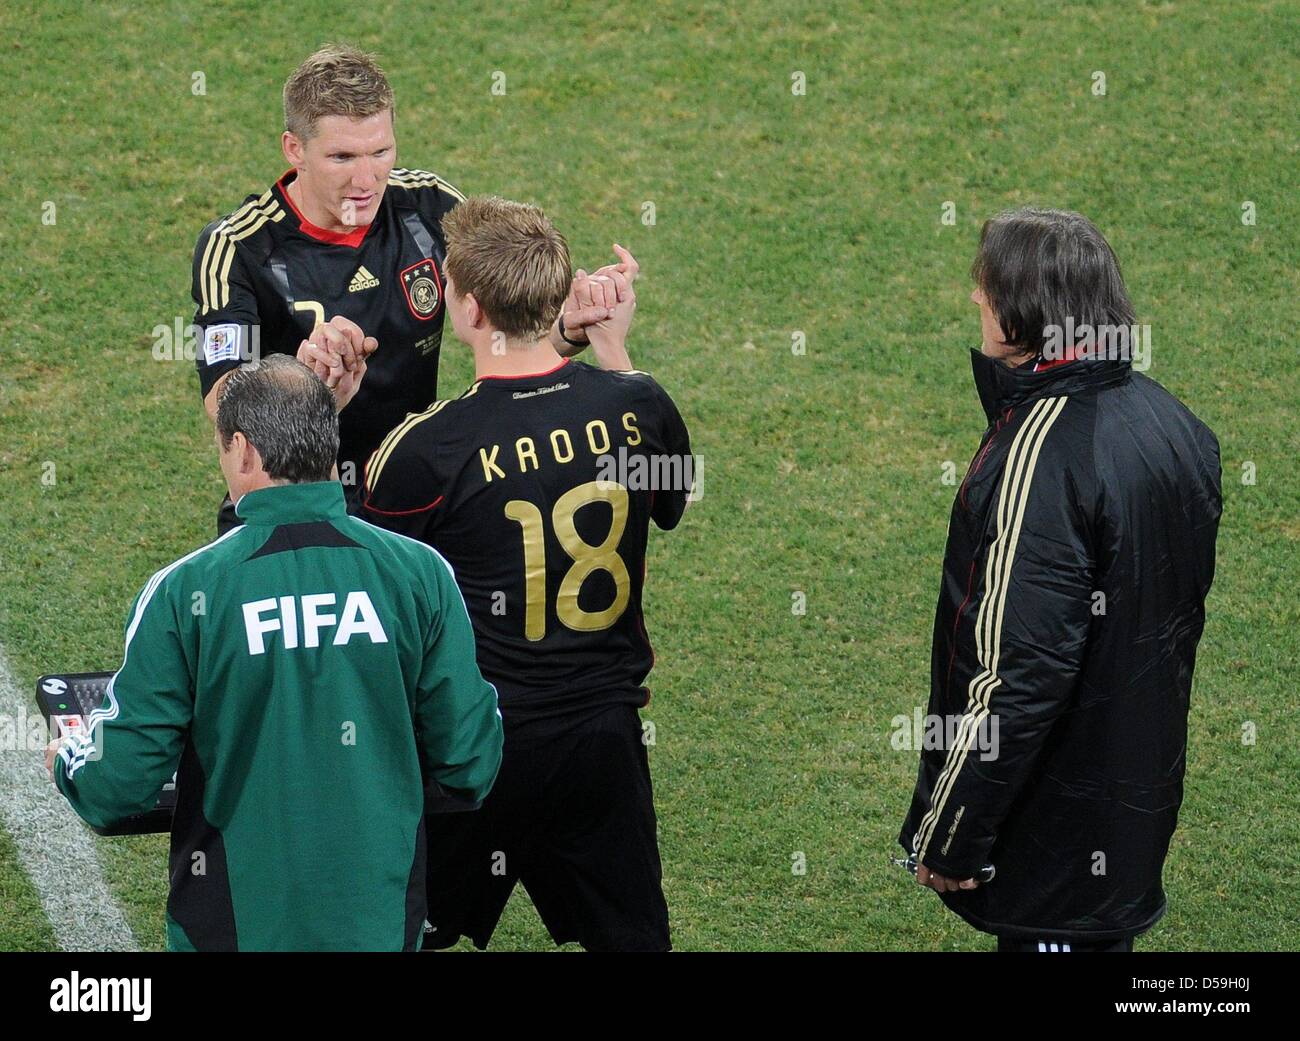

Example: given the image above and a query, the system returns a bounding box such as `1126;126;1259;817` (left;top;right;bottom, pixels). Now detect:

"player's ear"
234;433;260;476
465;292;485;329
282;130;304;168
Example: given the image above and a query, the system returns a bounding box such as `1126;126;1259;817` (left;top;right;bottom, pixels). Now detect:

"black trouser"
423;703;669;952
997;935;1134;952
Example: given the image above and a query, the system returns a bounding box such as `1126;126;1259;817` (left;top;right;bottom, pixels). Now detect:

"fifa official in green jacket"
47;355;503;951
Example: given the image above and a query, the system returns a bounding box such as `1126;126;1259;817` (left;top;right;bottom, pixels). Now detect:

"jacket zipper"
959;407;1014;509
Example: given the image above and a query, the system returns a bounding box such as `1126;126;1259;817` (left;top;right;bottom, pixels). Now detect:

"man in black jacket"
900;208;1222;952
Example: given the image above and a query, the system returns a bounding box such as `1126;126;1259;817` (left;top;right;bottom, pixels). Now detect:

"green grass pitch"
0;0;1296;950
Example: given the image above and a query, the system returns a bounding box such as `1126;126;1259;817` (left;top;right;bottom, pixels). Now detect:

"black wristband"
558;314;587;349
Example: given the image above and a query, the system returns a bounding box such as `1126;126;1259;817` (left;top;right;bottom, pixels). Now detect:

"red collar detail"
1033;343;1080;372
476;358;571;381
276;170;373;248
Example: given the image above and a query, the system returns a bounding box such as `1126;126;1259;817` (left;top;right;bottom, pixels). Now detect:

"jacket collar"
970;348;1131;423
234;481;349;525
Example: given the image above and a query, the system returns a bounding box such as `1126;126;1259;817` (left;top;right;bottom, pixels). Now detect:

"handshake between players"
49;192;692;952
297;241;641;410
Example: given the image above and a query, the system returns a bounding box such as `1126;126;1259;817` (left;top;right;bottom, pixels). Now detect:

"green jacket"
55;481;502;951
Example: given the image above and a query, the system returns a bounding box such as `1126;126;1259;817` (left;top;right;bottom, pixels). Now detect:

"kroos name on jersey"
478;412;644;483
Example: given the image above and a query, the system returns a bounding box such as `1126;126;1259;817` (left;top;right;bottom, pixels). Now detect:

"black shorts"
423;703;669;952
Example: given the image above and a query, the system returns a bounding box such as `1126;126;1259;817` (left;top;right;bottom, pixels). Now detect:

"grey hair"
216;355;338;483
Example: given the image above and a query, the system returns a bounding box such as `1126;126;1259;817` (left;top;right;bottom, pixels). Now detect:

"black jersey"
190;168;463;493
357;359;692;722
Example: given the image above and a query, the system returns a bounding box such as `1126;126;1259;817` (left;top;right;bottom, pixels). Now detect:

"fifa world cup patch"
400;258;443;320
202;323;244;364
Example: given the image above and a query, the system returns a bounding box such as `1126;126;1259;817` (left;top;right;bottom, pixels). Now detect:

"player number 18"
504;480;631;641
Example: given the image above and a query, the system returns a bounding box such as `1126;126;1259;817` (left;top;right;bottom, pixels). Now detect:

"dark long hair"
971;208;1136;356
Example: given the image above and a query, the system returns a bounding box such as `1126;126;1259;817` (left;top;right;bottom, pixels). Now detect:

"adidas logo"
349;265;380;292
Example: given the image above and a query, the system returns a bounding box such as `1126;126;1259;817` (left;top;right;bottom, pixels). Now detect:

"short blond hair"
283;44;394;140
442;197;572;341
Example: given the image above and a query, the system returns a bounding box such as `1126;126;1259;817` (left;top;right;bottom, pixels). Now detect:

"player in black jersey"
355;197;692;951
191;45;623;532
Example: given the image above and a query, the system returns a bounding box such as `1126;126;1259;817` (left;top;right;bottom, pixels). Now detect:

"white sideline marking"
0;647;138;951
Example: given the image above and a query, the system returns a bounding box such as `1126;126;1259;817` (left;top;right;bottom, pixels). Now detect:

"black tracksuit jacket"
900;349;1222;941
